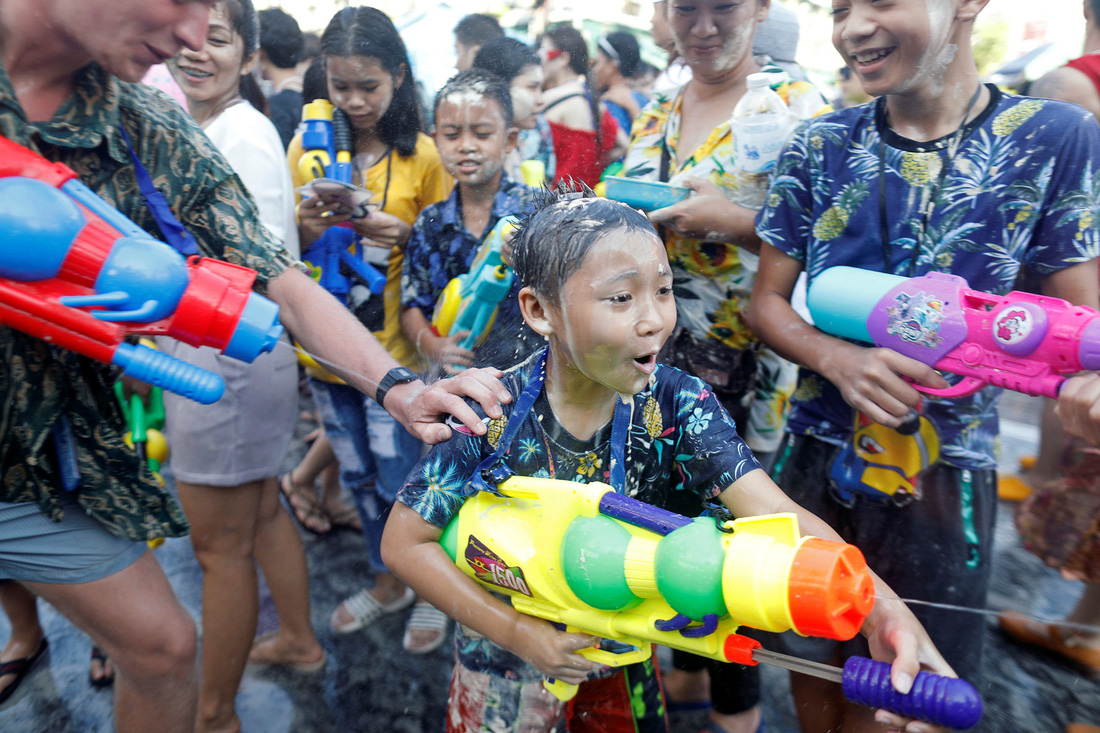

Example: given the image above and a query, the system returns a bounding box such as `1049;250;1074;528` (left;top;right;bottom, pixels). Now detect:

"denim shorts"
767;434;996;683
309;378;423;573
0;497;145;584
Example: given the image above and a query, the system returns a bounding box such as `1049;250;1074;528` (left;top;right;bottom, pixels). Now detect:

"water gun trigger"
577;636;650;667
905;373;987;399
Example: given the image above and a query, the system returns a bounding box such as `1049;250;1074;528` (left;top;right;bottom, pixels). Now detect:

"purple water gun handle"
842;657;983;730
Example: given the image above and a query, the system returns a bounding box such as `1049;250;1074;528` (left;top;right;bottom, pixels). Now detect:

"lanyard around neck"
876;83;983;275
465;348;633;496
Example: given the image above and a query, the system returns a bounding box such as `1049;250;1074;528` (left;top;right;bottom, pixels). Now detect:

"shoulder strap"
117;125;200;256
542;92;586;114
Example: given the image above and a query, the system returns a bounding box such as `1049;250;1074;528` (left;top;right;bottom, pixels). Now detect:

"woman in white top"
166;2;323;731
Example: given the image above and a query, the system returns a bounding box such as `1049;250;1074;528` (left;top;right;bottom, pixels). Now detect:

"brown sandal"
324;501;363;532
280;473;331;535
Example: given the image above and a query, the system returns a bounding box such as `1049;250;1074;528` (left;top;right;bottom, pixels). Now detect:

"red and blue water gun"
0;136;283;404
807;266;1100;399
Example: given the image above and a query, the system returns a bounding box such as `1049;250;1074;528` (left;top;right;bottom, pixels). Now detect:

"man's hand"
1056;373;1100;445
822;343;949;428
384;368;512;444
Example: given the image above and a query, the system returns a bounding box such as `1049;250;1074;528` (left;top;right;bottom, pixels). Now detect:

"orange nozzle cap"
788;538;874;641
722;633;762;666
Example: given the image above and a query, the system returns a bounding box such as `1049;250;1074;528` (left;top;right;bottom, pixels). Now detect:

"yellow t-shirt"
288;132;453;378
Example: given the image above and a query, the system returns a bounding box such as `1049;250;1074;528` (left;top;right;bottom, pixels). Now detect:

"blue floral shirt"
756;87;1100;469
396;351;762;678
400;175;540;369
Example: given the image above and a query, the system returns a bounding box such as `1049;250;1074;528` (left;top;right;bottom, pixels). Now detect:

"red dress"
548;102;619;188
1066;53;1100;96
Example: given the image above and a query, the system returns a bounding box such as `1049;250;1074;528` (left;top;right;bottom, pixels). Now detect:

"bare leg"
0;582;45;696
25;551;198;733
177;479;264;733
291;434;336;489
250;476;324;666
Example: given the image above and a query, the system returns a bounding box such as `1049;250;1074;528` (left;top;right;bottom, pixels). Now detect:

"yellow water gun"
440;477;984;729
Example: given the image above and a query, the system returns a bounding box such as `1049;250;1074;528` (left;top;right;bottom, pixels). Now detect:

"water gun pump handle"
842;657;983;730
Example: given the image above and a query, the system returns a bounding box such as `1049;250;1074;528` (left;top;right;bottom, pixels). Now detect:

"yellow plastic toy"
440;476;875;700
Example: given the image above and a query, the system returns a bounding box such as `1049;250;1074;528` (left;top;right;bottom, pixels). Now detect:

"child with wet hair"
384;188;953;733
400;69;541;376
749;0;1100;730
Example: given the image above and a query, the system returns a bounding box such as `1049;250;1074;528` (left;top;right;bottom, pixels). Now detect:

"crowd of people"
1;0;1100;732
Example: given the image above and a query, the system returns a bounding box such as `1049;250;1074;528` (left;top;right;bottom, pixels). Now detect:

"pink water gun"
807;266;1100;399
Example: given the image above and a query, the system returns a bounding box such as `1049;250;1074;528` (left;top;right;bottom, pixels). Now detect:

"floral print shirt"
0;62;297;540
621;71;829;452
400;175;540;369
396;350;761;678
756;87;1100;469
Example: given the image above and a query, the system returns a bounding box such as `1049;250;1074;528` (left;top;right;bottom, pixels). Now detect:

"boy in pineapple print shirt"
384;191;954;733
749;0;1100;730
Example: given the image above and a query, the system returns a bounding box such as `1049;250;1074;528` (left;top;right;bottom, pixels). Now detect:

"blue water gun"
297;99;386;303
431;216;518;351
0;136;283;405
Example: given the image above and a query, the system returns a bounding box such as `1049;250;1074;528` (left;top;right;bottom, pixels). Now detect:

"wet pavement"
0;391;1097;732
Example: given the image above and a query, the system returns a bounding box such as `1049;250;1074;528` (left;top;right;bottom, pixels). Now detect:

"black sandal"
89;645;114;688
0;637;48;704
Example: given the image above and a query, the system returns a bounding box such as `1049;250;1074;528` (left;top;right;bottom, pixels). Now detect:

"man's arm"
266;266;510;443
746;243;947;427
1042;259;1100;442
1031;67;1100;119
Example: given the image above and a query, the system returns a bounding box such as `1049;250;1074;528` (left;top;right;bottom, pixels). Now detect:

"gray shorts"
0;498;146;584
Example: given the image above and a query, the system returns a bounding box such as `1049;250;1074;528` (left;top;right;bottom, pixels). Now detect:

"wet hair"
454;13;505;47
321;7;423;157
472;36;540;84
301;56;326;102
545;24;589;76
301;32;321;64
212;0;264;113
599;31;642;78
220;0;260;58
434;69;514;128
258;8;302;69
1091;0;1100;21
511;184;657;306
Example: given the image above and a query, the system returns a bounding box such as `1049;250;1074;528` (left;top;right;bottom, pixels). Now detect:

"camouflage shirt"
0;61;298;541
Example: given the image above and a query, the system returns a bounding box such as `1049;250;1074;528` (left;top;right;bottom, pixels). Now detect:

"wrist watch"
375;366;419;409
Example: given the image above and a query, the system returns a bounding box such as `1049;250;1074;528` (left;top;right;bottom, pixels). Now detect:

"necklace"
877;83;984;274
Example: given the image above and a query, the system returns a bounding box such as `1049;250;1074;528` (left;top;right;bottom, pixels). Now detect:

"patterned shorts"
446;656;668;733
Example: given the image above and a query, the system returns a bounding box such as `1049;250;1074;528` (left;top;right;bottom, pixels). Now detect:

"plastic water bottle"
731;72;791;208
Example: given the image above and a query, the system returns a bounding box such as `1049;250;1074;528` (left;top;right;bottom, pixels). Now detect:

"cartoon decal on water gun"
296;99;386;304
441;477;983;730
0;136;283;405
431;216;518;353
807;266;1100;399
829;410;941;505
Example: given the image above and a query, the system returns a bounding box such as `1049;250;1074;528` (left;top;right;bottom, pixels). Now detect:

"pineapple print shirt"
756;86;1100;469
621;71;829;453
396;350;761;678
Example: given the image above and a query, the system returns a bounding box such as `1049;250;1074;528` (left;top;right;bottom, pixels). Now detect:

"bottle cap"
746;72;771;89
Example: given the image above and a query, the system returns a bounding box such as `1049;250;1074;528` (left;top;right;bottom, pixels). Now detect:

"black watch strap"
375;366;419;409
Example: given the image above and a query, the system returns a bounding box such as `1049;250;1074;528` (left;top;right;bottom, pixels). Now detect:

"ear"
505;125;519;153
241;51;258;77
518;286;555;337
756;0;771;24
394;63;408;91
955;0;989;22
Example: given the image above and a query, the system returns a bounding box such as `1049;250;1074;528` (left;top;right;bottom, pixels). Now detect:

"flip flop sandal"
0;638;48;705
402;603;450;655
280;473;331;535
247;631;327;672
89;646;114;688
331;586;416;634
325;502;363;532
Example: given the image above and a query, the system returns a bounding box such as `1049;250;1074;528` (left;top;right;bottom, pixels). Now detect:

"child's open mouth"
633;353;657;375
